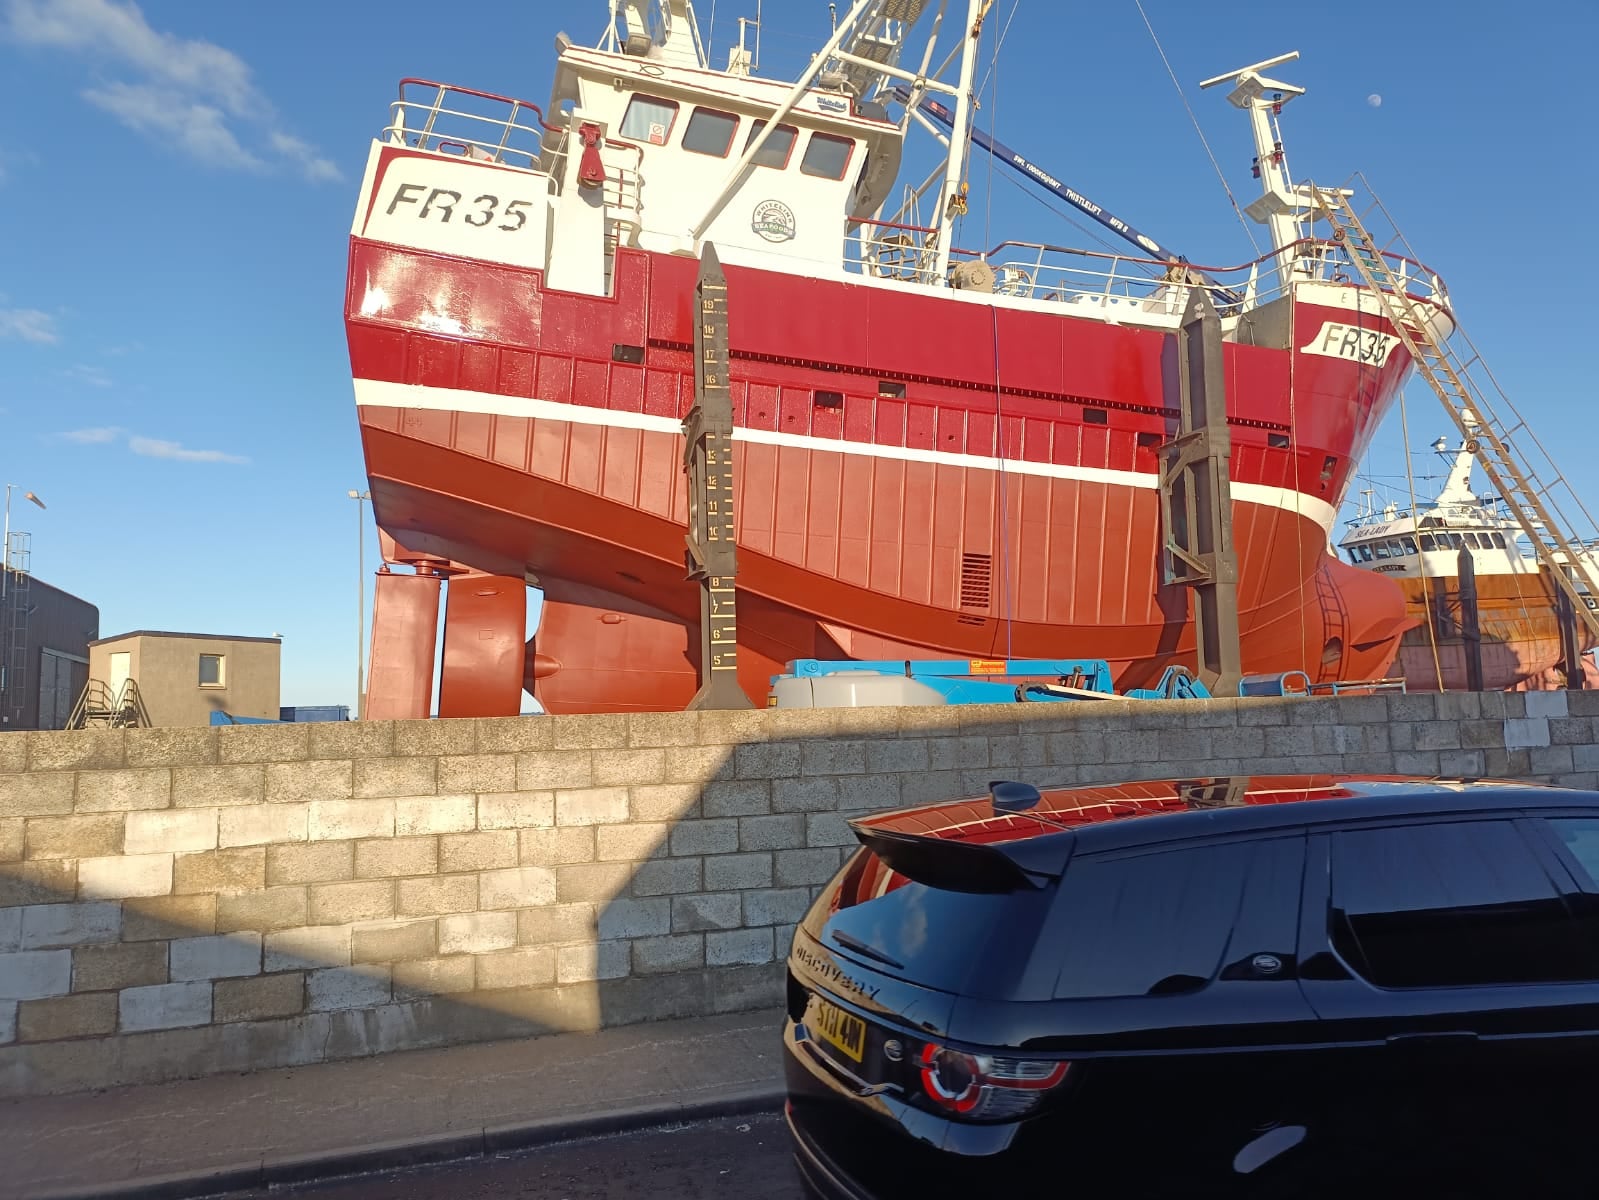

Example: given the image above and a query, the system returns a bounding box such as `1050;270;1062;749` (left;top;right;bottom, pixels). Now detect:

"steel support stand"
682;243;753;710
1159;286;1243;696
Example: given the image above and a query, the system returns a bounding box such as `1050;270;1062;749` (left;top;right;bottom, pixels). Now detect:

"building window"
620;95;679;146
199;654;225;687
744;120;798;168
801;132;854;179
682;107;739;157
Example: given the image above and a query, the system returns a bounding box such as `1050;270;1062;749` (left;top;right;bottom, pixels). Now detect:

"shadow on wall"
2;687;1591;1099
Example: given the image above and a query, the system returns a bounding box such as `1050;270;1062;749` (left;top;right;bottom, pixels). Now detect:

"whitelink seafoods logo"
752;199;796;243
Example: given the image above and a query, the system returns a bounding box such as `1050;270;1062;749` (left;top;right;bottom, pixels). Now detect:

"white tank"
768;670;949;709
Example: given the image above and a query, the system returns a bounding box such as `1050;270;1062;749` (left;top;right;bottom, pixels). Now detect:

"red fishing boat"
346;1;1442;716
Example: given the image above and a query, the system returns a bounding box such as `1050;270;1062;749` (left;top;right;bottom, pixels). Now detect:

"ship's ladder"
1312;184;1599;643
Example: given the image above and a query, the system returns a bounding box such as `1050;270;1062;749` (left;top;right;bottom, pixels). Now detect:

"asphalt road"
264;1113;803;1200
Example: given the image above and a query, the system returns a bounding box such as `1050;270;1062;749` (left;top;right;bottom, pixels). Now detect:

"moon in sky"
1367;93;1383;108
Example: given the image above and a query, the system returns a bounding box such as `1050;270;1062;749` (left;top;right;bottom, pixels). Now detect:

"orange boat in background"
345;2;1439;716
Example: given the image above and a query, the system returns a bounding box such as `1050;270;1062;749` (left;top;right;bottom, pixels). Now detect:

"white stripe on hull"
353;377;1340;532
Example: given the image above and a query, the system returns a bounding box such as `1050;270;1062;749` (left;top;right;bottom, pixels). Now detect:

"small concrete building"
87;631;282;727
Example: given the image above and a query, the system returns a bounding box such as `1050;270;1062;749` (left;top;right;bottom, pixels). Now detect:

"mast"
928;0;986;282
1199;52;1313;291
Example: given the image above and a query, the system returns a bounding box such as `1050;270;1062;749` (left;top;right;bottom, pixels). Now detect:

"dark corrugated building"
0;573;100;731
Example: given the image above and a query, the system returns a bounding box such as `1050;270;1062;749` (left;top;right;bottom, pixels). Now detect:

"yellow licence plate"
812;999;866;1063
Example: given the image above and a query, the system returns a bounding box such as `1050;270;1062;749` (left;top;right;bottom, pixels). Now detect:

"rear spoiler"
847;823;1072;894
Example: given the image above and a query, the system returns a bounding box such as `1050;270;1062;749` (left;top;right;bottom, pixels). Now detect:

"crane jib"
903;92;1240;304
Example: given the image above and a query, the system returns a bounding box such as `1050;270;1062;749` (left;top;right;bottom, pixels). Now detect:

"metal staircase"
68;679;151;729
1312;182;1599;642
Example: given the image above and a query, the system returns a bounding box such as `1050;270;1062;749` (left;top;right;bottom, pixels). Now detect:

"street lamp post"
348;490;370;720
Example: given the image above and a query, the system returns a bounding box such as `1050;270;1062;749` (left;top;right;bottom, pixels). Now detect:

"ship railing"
384;78;551;171
846;218;947;286
844;224;1450;320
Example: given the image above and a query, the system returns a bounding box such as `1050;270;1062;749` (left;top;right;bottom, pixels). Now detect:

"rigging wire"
1130;0;1261;257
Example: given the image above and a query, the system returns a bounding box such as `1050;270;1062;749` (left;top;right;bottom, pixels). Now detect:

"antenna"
1198;50;1302;92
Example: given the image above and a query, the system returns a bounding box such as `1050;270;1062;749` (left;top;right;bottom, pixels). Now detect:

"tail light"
917;1042;1070;1121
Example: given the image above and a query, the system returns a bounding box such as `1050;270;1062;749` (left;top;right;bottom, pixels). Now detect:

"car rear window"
811;847;1054;996
1048;838;1300;999
1329;820;1599;988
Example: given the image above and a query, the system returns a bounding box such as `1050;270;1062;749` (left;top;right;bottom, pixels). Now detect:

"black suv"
783;775;1599;1198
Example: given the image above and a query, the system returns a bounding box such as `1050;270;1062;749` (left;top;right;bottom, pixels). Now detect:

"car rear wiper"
831;930;905;970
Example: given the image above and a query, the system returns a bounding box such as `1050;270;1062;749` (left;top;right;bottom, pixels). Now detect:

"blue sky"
2;0;1595;711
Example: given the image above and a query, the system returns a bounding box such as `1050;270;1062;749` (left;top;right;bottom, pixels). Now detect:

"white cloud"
128;435;248;464
62;363;112;387
269;132;342;183
4;0;339;181
0;307;60;343
61;425;123;443
84;81;264;171
59;425;248;463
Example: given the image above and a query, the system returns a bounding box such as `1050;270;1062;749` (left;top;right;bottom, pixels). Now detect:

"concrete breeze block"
0;860;76;908
520;827;596;866
71;942;168;992
309;881;396;925
0;907;16;952
19;902;120;949
170;933;262;981
0;1000;14;1045
396;875;479;916
630;783;703;822
477;792;556;831
308;800;395;842
703;853;773;891
219;804;308;849
73;768;172;813
0;818;22;861
591;749;665;787
19;992;118;1041
265;760;354;804
122;895;217;942
394;795;476;836
355;837;439;879
595;822;669;862
308;966;391;1011
119;981;211;1032
707;928;773;967
775;848;844;887
475;946;556;990
629;857;703;897
353;757;437;799
267;841;355;886
436;755;516;795
216;887;310;933
124;809;219;855
596;897;670;940
23;814;124;860
738;815;805;852
633;933;704;975
743;888;813;928
77;853;173;900
439;831;519;873
479;867;557;909
392;957;476;1001
671;893;743;933
172;848;265;894
555;788;630;827
668;820;739;857
214;972;305;1023
437;911;517;955
0;949;72;1000
515;751;595;791
0;772;76;819
171;765;264;809
264;925;352;973
351;920;436;964
556;941;629;984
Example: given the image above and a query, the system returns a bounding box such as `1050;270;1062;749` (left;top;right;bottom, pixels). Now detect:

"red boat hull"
348;225;1415;713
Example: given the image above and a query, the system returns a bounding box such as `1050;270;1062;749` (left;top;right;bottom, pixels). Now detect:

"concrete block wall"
2;689;1597;1097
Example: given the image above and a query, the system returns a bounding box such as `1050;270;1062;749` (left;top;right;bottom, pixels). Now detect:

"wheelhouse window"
1358;545;1373;562
1492;531;1508;548
198;654;225;688
1373;542;1391;560
621;95;679;146
1400;536;1418;554
801;132;855;179
745;120;798;168
1420;533;1438;552
682;107;738;157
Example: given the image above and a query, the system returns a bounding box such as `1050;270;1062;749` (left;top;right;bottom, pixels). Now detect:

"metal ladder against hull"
1312;185;1599;644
